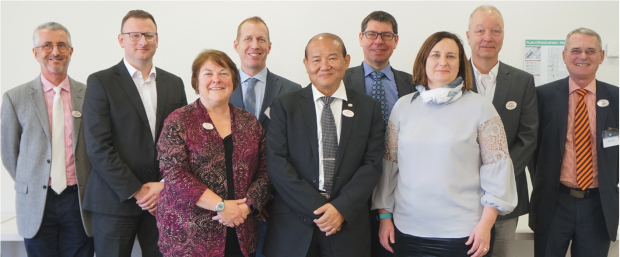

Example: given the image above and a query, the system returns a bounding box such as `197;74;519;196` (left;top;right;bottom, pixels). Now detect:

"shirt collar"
312;81;348;102
568;77;597;95
239;67;268;84
41;74;70;93
123;58;156;81
362;61;394;81
471;60;500;80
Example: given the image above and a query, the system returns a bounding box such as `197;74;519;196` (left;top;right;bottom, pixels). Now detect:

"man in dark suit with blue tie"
530;28;618;257
264;33;384;257
342;12;413;256
229;16;301;257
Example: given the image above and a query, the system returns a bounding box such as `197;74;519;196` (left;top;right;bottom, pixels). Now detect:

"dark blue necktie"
371;71;388;128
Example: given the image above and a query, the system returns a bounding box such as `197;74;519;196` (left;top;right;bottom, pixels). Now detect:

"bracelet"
378;213;393;220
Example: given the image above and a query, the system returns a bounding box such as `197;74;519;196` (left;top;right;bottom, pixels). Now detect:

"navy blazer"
529;77;618;240
343;63;415;99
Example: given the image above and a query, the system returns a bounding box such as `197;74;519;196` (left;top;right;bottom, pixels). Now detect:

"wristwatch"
245;199;256;213
215;198;225;212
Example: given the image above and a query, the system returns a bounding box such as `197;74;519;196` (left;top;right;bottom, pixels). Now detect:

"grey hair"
565;27;602;50
33;22;72;47
468;5;504;29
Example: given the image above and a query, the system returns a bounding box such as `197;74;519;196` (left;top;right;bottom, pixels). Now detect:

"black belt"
559;183;598;199
51;184;78;195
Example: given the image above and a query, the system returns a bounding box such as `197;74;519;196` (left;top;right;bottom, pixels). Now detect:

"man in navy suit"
229;16;301;257
530;28;618;257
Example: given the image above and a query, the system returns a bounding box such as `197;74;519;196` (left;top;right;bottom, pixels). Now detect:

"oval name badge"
597;99;609;107
72;111;82;118
202;123;214;130
342;109;354;117
506;101;517;110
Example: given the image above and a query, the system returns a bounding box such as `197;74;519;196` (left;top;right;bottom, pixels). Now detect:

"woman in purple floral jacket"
156;50;271;257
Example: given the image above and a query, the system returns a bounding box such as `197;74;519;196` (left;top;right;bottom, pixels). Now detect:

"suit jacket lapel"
115;61;151;140
300;85;319;168
350;64;366;93
469;60;479;94
595;81;611;150
155;68;168;142
555;78;570;156
391;67;413;97
492;62;511;116
230;76;244;109
335;89;355;174
30;76;51;143
260;70;280;124
69;78;84;153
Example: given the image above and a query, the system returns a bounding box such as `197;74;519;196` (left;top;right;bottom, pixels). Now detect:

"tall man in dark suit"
229;16;301;257
465;6;538;257
530;28;618;257
82;10;187;257
343;12;413;256
2;22;94;257
264;33;384;257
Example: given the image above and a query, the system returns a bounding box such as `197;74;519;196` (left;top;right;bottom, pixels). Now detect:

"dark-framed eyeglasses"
35;43;71;53
363;31;396;41
121;32;158;42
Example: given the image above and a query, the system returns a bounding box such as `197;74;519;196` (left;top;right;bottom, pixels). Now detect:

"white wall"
1;1;618;214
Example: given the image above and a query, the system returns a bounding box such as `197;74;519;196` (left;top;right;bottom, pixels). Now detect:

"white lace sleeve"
372;114;400;212
478;116;518;215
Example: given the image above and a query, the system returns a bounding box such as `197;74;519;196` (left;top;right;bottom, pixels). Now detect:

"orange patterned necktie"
575;89;594;190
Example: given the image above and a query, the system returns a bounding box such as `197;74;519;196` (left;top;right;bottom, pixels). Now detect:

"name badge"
342;109;354;117
203;123;214;130
602;127;619;148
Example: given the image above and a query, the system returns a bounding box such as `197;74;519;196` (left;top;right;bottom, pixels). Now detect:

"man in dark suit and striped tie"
530;27;618;257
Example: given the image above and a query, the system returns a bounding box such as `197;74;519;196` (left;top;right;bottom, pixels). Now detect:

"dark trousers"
93;211;161;257
534;188;610;257
255;220;268;257
305;225;336;257
24;186;94;257
393;227;489;257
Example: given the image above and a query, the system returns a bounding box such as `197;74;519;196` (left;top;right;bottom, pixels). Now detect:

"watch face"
216;201;225;212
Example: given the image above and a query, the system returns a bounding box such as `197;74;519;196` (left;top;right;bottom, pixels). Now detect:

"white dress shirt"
472;61;500;102
124;58;157;141
239;67;268;118
312;82;348;191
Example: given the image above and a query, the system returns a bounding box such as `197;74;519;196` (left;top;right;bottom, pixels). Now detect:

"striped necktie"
574;89;593;190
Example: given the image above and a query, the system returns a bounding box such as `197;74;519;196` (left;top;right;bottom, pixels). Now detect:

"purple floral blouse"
156;100;271;257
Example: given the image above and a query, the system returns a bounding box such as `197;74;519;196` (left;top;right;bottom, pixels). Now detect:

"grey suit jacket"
343;63;415;99
1;76;93;238
230;69;301;131
471;61;538;219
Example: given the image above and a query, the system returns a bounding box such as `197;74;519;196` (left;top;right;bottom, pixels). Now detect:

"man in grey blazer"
466;6;538;257
1;22;94;256
343;11;414;256
229;16;301;257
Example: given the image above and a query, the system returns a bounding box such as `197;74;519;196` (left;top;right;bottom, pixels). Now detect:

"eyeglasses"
363;31;396;41
121;32;158;42
35;43;71;53
569;48;599;56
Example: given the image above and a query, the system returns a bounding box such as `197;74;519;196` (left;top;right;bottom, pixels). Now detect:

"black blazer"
529;77;618;240
82;60;187;215
229;70;301;131
343;63;415;98
263;85;384;257
471;61;538;219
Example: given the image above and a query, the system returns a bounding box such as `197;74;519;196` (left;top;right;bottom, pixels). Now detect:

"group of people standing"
2;5;617;257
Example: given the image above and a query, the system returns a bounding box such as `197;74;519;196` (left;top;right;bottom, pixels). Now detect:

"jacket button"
312;177;317;183
43;185;47;189
47;159;51;164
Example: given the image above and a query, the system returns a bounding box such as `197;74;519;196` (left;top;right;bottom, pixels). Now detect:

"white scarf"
416;77;464;105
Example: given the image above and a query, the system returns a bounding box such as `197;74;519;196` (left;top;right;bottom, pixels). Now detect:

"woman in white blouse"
372;31;517;257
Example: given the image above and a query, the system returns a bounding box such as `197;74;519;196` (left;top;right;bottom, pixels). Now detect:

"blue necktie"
371;71;388;128
244;78;258;118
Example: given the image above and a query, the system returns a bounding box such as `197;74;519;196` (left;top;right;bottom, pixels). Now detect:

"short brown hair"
190;50;239;94
121;10;157;32
412;31;473;91
361;11;398;34
236;16;270;42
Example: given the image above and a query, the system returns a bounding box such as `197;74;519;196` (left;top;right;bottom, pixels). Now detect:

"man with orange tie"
529;28;618;257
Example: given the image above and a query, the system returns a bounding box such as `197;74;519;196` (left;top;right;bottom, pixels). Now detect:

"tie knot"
371;71;384;81
53;87;62;94
246;78;259;88
321;96;334;106
576;89;587;97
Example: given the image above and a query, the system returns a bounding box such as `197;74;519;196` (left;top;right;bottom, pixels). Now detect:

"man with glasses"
229;16;301;257
82;9;187;257
465;6;538;256
345;10;414;257
530;28;618;257
1;22;94;256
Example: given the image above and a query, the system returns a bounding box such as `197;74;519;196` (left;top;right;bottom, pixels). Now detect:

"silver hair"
565;27;602;50
33;22;72;47
468;5;504;29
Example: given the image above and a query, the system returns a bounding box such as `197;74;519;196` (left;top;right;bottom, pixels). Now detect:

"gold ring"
483;248;488;251
151;203;155;207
